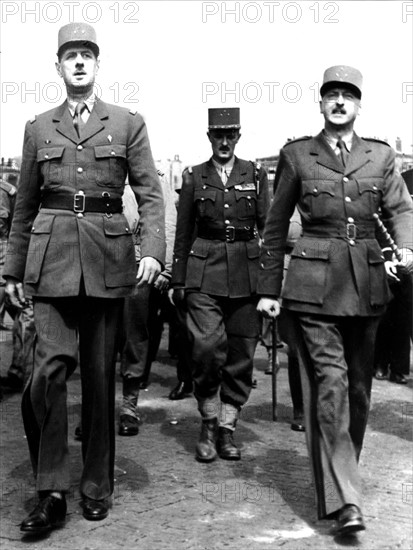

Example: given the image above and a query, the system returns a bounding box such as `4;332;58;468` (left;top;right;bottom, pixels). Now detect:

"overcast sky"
1;0;412;167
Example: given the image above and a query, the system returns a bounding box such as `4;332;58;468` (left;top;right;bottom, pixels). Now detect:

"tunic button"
77;213;84;218
373;185;377;190
111;151;116;156
225;220;230;225
347;217;354;223
247;195;251;199
77;167;83;173
201;197;204;201
125;227;129;232
345;196;351;202
343;177;349;183
313;188;318;193
203;185;207;189
44;154;49;159
224;189;229;193
77;145;83;151
224;204;229;208
349;239;355;245
301;251;306;256
31;227;35;232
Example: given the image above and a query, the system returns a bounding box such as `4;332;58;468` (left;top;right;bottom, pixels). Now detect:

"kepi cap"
208;108;240;130
320;65;362;99
57;22;99;58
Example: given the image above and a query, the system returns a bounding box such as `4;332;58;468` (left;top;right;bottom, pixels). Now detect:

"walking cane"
271;317;278;421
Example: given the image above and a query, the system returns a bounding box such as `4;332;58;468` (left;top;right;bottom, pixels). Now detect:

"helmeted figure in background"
172;108;269;462
257;66;413;536
4;22;165;533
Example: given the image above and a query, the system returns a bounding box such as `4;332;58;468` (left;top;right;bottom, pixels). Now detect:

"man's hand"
136;257;162;287
257;297;280;319
153;273;170;292
5;278;26;309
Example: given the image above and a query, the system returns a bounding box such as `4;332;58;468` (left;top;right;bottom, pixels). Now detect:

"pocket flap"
356;177;384;194
291;237;330;260
189;239;211;259
104;217;132;236
31;214;55;234
194;188;216;202
368;246;385;265
302;180;336;197
37;147;65;162
234;189;257;201
246;240;259;259
94;144;127;159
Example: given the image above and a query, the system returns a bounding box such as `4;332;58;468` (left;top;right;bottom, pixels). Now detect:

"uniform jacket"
4;99;165;298
171;157;269;298
257;132;413;316
0;179;17;284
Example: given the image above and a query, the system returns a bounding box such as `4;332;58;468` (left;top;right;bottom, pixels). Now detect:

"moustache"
332;108;346;115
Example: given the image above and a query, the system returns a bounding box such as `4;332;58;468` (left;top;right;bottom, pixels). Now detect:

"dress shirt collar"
323;129;354;153
67;93;96;117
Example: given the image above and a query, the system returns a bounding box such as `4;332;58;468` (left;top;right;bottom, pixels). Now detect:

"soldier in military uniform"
257;66;413;536
171;108;269;462
4;23;165;533
0;175;17;330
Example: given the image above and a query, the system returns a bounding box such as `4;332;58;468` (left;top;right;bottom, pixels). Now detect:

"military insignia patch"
234;183;256;191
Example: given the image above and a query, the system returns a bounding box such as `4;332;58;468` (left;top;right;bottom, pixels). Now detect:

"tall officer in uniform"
4;23;165;533
257;66;413;536
172;108;269;462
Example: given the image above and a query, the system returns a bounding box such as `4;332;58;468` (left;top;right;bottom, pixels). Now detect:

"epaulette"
284;136;312;147
185;166;193;174
362;137;390;147
157;169;165;177
0;180;17;195
129;109;137;116
29;115;37;124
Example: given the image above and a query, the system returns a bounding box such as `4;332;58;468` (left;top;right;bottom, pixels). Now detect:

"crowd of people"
0;21;412;542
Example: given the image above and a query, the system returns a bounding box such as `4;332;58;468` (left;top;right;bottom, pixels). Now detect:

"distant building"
0;157;20;187
155;154;183;193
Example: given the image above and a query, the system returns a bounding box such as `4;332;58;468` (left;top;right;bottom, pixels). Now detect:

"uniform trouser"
22;296;122;499
185;292;260;417
174;297;193;385
8;297;36;383
289;312;380;518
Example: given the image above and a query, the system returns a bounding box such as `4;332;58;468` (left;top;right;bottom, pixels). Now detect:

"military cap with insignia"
208;108;240;130
57;22;99;58
320;65;363;99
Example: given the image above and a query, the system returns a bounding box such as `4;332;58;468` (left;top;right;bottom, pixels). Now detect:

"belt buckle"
74;191;85;213
346;222;357;240
225;225;235;242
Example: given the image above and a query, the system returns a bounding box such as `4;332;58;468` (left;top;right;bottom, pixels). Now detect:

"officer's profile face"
55;45;99;98
319;87;360;128
207;129;240;164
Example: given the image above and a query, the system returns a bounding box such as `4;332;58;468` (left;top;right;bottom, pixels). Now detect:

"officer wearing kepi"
4;23;165;533
172;108;269;462
257;66;413;536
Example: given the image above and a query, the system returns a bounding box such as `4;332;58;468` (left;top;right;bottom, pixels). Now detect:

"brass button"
111;151;116;156
44;154;49;159
343;177;349;183
76;213;84;218
224;204;229;208
203;185;207;189
225;220;230;225
301;251;306;256
345;196;351;202
224;188;229;193
77;145;83;151
77;167;83;173
373;185;378;190
347;217;354;223
313;188;318;193
125;227;129;232
349;239;355;245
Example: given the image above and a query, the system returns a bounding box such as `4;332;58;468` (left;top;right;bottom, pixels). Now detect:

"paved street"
0;325;412;550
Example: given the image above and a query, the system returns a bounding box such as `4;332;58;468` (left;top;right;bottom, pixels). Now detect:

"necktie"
73;102;86;138
221;166;228;185
336;138;349;168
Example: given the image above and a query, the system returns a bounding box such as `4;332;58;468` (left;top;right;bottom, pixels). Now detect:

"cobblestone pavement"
0;326;412;550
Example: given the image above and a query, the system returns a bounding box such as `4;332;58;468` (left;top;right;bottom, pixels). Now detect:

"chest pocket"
355;177;384;210
302;180;336;219
37;147;65;188
94;144;127;188
234;189;257;219
194;188;218;220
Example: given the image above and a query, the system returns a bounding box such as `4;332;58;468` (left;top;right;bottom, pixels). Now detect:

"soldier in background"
172;108;269;462
257;66;413;536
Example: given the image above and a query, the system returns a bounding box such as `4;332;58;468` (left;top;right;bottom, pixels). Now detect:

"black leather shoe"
217;427;241;460
82;497;108;521
389;372;408;385
335;504;365;536
118;414;139;436
21;494;66;534
195;418;218;462
0;373;24;391
74;425;82;441
291;421;305;432
374;367;388;381
169;381;193;400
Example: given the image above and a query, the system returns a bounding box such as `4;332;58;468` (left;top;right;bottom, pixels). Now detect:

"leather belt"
41;192;123;214
198;225;256;242
302;222;376;240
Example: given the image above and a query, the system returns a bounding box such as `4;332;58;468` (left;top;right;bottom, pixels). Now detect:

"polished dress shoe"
389;372;408;384
21;494;66;534
169;381;193;400
118;414;139;436
195;418;218;462
82;497;109;521
374;367;388;380
0;372;24;391
335;504;365;536
74;425;82;441
217;427;241;460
